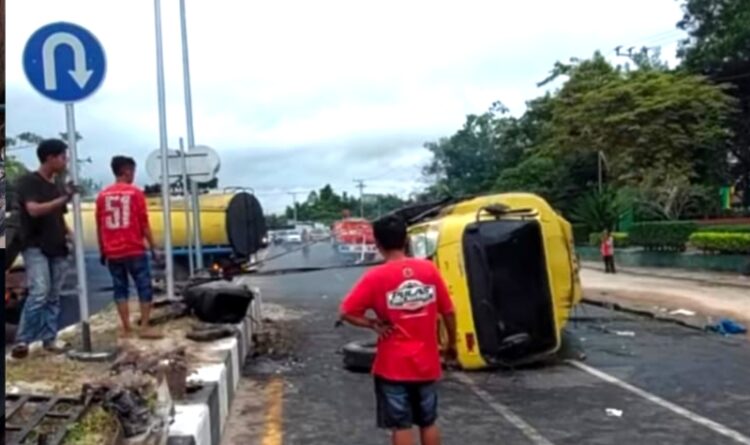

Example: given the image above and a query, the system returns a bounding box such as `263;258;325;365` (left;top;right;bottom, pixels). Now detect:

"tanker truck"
5;190;268;335
62;191;268;280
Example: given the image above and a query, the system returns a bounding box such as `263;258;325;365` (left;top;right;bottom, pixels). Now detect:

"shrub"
588;232;630;248
569;187;630;232
572;224;590;246
628;221;697;251
689;232;750;254
696;224;750;234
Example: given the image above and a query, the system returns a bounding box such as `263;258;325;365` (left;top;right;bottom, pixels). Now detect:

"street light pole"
179;0;204;270
288;192;299;223
154;0;175;299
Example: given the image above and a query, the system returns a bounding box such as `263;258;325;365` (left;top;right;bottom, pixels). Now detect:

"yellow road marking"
261;377;284;445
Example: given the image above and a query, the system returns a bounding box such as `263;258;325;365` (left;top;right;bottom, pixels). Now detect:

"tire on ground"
342;340;376;372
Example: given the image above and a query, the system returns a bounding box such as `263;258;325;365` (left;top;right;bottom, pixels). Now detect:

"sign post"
179;137;195;277
23;22;108;359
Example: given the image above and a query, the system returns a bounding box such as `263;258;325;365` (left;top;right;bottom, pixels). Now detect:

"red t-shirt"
95;183;150;259
340;258;455;382
601;236;614;256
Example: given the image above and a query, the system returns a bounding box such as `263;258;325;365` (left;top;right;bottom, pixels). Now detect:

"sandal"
11;343;29;359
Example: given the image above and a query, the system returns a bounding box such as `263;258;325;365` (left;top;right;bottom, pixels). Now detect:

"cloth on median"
706;318;747;336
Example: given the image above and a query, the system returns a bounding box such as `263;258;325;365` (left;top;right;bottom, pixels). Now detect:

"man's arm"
25;196;70;217
95;194;105;258
22;179;75;217
137;191;157;252
442;312;457;351
339;273;392;336
434;267;458;356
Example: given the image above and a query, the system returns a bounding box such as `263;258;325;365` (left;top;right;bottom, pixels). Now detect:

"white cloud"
6;0;687;214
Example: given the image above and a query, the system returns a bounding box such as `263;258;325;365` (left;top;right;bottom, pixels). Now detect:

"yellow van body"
407;193;581;370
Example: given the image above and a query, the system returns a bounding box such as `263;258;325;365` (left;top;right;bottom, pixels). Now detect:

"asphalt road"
225;242;750;445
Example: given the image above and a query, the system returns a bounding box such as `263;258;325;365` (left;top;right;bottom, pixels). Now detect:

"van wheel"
342;340;375;372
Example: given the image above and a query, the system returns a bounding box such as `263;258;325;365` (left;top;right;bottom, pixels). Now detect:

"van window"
408;230;439;259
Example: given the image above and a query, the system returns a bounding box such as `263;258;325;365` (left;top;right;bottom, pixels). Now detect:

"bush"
628;221;698;251
689;232;750;254
588;232;630;248
696;224;750;234
572;224;590;246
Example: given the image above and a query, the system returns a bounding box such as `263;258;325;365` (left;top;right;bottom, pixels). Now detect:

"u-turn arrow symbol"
41;31;94;91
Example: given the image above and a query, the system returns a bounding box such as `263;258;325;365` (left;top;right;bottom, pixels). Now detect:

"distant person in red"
96;156;163;339
601;229;616;274
340;214;457;445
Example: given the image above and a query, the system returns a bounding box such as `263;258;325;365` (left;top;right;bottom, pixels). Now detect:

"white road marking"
453;372;556;445
567;360;750;444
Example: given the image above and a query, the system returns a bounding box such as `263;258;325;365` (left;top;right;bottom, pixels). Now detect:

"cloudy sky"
7;0;687;213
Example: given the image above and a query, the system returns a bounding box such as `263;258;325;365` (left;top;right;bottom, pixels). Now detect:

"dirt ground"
580;265;750;339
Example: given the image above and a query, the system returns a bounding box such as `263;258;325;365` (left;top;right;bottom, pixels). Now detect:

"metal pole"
288;192;298;222
354;179;365;217
179;137;194;277
154;0;175;298
180;0;204;269
65;104;92;352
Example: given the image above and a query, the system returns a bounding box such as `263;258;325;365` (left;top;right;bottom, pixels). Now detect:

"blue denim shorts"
374;377;439;430
107;254;153;303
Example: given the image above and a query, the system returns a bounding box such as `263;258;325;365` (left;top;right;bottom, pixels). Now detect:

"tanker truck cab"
405;193;582;370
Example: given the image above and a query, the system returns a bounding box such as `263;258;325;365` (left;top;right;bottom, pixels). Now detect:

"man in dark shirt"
11;139;78;359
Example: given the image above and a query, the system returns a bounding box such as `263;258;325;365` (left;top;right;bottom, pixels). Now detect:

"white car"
283;230;302;243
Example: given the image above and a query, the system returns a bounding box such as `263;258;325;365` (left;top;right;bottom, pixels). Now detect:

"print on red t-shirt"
340;258;455;382
95;183;150;260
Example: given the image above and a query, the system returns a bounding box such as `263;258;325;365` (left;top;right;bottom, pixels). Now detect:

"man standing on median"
96;156;163;340
340;214;457;445
11;139;79;359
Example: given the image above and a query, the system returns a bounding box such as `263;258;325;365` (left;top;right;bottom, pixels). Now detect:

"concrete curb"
167;289;259;445
7;291;259;445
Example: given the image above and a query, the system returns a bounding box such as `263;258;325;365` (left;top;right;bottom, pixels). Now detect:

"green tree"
422;111;503;197
545;53;735;187
677;0;750;205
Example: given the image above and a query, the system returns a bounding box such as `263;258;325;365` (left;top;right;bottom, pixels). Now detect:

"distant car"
310;228;329;242
284;230;302;244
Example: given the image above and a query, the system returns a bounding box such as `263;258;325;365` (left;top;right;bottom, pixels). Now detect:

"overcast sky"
7;0;686;214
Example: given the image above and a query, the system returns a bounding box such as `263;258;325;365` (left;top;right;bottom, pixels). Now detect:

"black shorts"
374;377;438;430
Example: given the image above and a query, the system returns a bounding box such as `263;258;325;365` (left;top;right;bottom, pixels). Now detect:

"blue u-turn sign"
23;22;106;103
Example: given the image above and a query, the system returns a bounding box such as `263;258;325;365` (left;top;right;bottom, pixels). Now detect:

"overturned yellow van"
405;193;582;370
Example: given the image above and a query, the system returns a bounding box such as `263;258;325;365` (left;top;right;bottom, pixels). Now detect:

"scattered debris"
138;299;190;326
706;318;748;336
605;408;623;417
186;324;237;343
613;331;636;337
4;393;93;445
669;309;697;317
109;347;188;400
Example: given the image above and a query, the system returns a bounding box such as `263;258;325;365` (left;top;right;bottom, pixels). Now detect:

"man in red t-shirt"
340;214;457;445
96;156;162;339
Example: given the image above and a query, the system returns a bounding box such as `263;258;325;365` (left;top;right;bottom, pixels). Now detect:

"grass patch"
6;355;109;395
63;406;120;445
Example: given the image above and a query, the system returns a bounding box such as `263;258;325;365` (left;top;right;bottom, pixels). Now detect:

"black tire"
342;340;376;372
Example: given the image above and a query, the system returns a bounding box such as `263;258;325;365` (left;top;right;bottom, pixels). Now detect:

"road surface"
222;243;750;445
